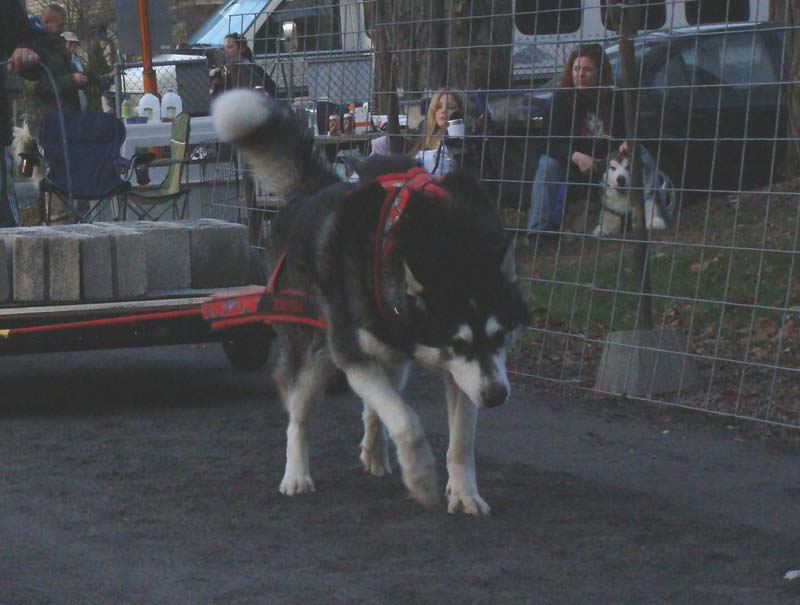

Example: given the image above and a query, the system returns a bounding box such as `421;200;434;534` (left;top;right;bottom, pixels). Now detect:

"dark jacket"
1;0;47;145
211;62;277;98
27;29;81;119
539;87;626;164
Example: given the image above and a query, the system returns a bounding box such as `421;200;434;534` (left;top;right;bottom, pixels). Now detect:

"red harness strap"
202;167;449;331
372;166;450;318
202;254;327;331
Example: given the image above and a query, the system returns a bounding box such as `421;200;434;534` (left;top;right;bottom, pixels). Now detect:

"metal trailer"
0;287;275;372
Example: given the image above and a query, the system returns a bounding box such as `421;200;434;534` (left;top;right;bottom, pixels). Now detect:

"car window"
651;57;688;88
515;0;582;35
680;32;777;87
685;0;749;25
600;0;666;31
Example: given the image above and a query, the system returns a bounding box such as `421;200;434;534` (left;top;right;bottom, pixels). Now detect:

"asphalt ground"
0;343;797;604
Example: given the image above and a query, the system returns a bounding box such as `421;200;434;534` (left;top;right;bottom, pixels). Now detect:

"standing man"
62;31;88;111
25;3;84;137
1;0;44;227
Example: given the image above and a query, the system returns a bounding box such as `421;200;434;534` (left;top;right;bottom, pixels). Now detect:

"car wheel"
222;325;275;371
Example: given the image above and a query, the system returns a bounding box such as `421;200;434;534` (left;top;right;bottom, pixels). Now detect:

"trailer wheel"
222;326;275;371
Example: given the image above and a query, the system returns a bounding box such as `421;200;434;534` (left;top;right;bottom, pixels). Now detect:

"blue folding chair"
38;111;131;224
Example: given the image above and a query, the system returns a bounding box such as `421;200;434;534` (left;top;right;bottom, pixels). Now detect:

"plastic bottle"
120;97;132;119
137;92;161;124
160;89;182;122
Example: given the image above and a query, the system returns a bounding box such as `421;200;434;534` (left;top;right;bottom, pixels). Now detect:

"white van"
189;0;372;102
511;0;770;83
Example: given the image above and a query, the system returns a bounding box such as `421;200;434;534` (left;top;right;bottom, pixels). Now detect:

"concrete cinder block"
595;328;697;397
0;228;48;303
114;221;192;291
187;219;250;288
52;225;114;302
0;239;10;304
0;239;9;304
47;234;81;302
92;223;148;299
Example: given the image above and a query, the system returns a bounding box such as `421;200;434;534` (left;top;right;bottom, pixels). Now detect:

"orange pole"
136;0;158;95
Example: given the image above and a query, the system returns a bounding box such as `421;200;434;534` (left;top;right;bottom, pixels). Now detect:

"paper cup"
447;119;465;138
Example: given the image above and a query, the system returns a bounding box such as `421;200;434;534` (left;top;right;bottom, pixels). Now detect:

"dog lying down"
212;90;528;514
594;150;668;237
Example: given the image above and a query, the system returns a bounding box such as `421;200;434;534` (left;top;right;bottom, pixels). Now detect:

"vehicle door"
674;29;783;189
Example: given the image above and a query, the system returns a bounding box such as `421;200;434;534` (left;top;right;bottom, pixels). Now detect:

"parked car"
497;22;789;193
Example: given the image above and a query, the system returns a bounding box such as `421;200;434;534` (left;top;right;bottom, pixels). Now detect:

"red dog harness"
201;253;327;331
202;167;449;331
371;166;450;317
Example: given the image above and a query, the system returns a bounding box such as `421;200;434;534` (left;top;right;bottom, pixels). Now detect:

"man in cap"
62;31;88;110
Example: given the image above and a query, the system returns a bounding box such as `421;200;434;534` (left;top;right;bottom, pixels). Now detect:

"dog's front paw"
446;481;491;515
279;474;316;496
360;446;391;477
405;467;442;511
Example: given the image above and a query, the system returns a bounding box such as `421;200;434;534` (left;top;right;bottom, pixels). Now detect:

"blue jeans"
527;154;566;232
526;147;661;233
0;146;21;228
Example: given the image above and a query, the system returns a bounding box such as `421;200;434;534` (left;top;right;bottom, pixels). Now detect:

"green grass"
514;189;800;362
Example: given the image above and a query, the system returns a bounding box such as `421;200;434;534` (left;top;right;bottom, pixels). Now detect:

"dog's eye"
489;330;506;347
450;338;471;356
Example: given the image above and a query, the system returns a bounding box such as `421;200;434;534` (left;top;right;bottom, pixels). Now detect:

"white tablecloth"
121;115;217;159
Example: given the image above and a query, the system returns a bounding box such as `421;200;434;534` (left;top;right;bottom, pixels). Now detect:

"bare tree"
367;0;512;113
786;0;800;174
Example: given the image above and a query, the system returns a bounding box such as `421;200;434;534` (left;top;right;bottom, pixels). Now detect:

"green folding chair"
124;112;191;221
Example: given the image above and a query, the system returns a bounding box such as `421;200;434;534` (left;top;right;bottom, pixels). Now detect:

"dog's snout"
616;174;627;187
481;383;508;408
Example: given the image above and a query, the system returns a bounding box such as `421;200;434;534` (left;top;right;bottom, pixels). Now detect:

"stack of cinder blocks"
0;220;250;305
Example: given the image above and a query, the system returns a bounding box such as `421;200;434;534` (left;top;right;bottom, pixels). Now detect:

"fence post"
616;1;653;331
136;0;158;96
114;62;123;117
594;0;696;397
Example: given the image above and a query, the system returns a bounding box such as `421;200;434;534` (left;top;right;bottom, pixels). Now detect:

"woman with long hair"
526;43;623;234
409;89;467;177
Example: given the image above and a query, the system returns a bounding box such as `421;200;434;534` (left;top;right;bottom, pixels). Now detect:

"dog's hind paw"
279;474;316;496
446;485;491;516
360;447;391;477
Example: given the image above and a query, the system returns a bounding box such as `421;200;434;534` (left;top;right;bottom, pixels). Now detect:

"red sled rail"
0;287;278;367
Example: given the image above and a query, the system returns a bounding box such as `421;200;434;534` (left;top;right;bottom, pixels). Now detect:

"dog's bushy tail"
212;90;338;201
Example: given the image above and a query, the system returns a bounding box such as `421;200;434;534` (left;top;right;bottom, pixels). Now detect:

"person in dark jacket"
526;43;625;234
24;4;83;136
1;0;44;227
210;33;277;98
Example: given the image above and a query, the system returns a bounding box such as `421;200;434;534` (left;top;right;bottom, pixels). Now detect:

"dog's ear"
404;262;424;297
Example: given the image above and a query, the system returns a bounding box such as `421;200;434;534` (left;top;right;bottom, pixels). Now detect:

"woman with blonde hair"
409;89;467;177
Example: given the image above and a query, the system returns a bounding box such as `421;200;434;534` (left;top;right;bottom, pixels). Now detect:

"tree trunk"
368;0;513;113
787;0;800;175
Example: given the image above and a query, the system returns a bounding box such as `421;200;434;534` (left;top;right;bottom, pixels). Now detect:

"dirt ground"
0;344;798;604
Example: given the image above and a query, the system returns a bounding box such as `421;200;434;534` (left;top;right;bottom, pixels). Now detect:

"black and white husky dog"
593;150;668;237
212;90;528;514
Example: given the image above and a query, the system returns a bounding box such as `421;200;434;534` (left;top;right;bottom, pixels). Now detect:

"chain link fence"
194;0;798;432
